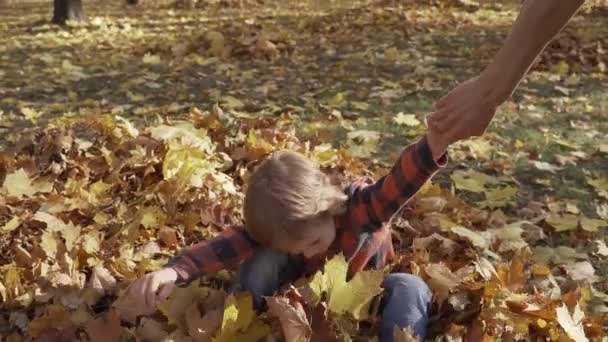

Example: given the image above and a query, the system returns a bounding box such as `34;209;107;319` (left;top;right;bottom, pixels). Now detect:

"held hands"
426;76;501;154
129;267;178;312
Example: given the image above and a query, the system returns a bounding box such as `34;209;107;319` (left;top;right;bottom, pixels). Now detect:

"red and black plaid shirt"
166;136;447;285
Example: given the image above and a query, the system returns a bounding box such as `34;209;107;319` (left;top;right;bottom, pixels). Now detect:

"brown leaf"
27;304;72;338
393;327;420;342
266;296;312;342
424;263;461;304
86;309;123;342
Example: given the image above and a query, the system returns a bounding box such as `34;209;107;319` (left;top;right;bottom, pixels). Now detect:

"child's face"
287;214;336;259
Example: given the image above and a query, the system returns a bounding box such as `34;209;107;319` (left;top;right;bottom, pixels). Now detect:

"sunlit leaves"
393;113;421;127
308;254;384;320
213;293;271;342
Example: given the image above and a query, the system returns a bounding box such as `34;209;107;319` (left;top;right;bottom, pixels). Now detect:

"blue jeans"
236;249;432;341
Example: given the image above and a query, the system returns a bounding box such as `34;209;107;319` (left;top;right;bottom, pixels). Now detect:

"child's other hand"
129;267;178;312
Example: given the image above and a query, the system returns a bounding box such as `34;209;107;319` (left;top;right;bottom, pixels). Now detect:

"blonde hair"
243;151;347;248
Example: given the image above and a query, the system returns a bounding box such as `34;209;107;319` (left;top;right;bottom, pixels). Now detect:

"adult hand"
427;75;500;147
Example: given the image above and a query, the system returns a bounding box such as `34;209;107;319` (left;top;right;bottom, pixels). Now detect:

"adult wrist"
478;67;513;107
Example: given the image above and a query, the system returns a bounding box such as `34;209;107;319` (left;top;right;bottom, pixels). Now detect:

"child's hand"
129;267;178;312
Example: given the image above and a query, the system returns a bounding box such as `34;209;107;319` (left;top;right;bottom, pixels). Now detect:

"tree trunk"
52;0;85;25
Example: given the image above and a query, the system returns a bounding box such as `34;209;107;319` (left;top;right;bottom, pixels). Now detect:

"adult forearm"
481;0;585;105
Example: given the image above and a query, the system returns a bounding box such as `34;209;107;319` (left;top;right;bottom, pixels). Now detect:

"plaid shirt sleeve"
346;135;447;235
164;226;260;286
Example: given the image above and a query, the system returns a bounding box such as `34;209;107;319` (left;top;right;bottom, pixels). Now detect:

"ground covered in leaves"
0;0;607;341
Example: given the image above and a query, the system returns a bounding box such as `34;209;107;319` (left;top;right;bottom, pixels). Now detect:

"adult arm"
427;0;585;158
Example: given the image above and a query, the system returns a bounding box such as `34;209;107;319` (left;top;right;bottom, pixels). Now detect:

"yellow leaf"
87;180;112;205
346;130;381;159
325;92;348;108
139;206;167;230
450;170;498;193
148;122;214;151
580;216;607;232
82;232;102;255
142;53;162;65
2;168;37;198
480;186;518;208
62;223;81;252
393;113;421;127
1;262;22;301
20;107;43;121
40;231;58;258
0;281;8;304
213;293;271;342
308;254;384;320
127;91;145;102
221;95;244;110
350;101;369;111
545;214;579;232
456;138;494;160
451;226;489;249
586;176;608;197
384;47;400;60
205;31;225;57
1;217;21;233
550;61;570;76
531;263;551;277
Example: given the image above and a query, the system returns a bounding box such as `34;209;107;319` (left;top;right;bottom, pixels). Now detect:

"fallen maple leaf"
2;168;37;198
308;254;384;320
266;296;311;342
424;263;461;304
213;293;271;342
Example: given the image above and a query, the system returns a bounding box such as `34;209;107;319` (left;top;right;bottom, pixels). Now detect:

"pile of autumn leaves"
0;109;606;341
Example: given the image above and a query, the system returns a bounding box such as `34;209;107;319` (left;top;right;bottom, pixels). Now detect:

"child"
130;132;447;341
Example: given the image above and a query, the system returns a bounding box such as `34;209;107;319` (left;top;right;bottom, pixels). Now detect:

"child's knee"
383;273;432;305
